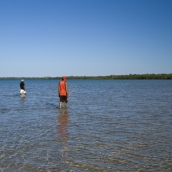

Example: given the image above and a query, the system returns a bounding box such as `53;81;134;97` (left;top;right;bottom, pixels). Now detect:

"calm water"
0;79;172;172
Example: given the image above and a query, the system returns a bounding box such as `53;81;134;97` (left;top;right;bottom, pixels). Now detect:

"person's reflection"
20;94;26;107
57;109;69;156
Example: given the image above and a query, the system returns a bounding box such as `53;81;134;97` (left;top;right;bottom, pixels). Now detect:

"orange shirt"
59;81;67;96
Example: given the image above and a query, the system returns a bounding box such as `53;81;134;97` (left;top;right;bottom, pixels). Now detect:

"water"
0;79;172;172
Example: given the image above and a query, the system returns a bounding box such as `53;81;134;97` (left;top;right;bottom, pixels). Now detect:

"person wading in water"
58;76;68;109
20;79;26;95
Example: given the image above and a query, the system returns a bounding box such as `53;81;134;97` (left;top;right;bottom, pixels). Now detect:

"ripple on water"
0;80;172;171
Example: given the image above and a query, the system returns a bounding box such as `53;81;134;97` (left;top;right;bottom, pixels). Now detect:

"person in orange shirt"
58;76;68;109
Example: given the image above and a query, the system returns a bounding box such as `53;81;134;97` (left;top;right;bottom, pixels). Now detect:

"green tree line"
0;73;172;80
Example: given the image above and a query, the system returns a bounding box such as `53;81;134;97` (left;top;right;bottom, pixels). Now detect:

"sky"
0;0;172;77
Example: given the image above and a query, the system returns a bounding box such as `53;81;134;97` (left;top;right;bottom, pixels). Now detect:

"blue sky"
0;0;172;77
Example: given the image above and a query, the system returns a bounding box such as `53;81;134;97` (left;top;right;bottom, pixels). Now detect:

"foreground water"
0;79;172;172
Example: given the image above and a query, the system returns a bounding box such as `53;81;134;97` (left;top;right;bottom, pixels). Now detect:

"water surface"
0;79;172;171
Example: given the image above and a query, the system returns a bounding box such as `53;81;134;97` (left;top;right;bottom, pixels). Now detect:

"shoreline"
0;73;172;80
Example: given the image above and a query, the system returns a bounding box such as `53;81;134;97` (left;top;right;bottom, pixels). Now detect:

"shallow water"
0;79;172;172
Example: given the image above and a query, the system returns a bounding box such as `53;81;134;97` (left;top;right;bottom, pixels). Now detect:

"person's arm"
65;82;68;97
23;83;25;91
58;83;60;97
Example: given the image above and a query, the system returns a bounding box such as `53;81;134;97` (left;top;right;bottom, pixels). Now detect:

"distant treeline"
67;73;172;79
0;73;172;80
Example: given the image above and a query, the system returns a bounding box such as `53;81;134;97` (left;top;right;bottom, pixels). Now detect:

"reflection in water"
57;109;69;163
20;95;26;108
1;80;172;171
20;95;26;100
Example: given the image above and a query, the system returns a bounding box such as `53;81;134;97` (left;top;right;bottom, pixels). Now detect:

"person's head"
21;79;24;82
62;76;67;81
